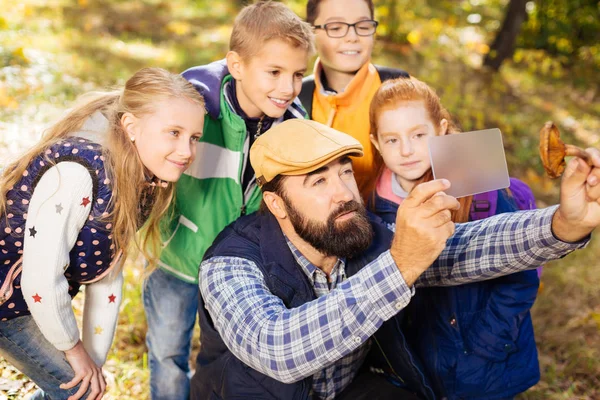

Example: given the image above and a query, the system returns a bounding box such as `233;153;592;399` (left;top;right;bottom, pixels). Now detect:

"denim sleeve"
417;206;589;287
199;251;412;384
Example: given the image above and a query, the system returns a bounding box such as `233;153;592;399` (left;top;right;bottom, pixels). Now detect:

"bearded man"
190;119;600;400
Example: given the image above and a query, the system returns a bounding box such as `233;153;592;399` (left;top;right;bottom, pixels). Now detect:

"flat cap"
250;119;364;186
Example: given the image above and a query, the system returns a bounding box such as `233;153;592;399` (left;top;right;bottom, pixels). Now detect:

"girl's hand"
60;340;106;400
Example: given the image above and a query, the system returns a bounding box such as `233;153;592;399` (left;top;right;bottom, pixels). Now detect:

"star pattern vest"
0;137;116;321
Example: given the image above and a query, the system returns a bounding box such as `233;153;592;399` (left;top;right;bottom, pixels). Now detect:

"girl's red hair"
368;77;472;222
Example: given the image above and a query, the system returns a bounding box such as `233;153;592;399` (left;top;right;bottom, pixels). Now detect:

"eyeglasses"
313;20;379;38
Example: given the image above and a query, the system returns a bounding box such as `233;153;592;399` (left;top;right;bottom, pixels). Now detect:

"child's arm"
21;161;93;351
82;267;124;367
22;161;107;395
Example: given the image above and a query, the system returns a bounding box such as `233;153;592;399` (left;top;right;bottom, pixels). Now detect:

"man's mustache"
330;200;361;220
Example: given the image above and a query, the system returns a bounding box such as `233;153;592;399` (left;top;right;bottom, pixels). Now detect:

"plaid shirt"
199;206;587;400
285;239;378;398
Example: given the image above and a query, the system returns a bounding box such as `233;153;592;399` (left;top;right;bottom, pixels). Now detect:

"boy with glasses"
299;0;409;197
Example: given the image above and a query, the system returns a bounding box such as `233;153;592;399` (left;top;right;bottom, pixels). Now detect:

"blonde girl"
0;67;205;400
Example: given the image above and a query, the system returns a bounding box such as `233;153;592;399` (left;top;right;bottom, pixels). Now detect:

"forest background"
0;0;599;398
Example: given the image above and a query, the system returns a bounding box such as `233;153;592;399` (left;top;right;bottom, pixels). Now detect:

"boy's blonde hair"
230;1;314;60
0;68;205;269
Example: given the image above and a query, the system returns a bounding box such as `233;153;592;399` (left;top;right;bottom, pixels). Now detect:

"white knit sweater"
21;161;122;366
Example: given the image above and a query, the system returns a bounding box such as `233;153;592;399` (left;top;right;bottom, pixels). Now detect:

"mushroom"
539;121;591;178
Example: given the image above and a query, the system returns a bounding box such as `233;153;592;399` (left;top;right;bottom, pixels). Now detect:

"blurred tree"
383;0;402;42
234;0;252;10
483;0;528;70
520;0;600;63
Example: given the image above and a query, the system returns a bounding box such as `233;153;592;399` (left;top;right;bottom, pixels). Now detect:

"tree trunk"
234;0;251;10
483;0;528;71
386;0;400;41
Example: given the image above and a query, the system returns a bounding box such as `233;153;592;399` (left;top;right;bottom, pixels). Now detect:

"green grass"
1;0;599;398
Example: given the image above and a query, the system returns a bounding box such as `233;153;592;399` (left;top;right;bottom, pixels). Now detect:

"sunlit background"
0;0;598;398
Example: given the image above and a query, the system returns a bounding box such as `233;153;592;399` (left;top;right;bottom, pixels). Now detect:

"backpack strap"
470;178;536;221
300;65;409;118
374;65;410;82
470;191;498;221
299;75;316;118
470;178;542;277
503;177;542;277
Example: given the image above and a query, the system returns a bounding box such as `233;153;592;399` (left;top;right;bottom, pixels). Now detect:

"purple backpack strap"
470;178;542;278
470;190;498;221
470;178;535;220
506;177;542;277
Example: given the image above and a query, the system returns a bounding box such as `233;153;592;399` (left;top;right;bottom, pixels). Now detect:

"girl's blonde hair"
368;77;472;222
0;67;205;266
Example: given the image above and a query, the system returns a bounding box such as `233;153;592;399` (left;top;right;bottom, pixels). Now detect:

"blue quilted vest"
0;137;116;321
190;211;433;399
370;178;540;400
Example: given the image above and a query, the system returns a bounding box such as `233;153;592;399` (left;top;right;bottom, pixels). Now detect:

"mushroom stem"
565;144;592;165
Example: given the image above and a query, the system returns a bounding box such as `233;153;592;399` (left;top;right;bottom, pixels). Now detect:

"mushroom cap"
539;121;566;178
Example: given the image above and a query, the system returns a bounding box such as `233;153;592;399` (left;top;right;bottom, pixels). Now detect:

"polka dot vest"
0;137;115;320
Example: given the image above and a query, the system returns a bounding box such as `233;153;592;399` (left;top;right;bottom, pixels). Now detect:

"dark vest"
191;211;436;399
0;137;116;320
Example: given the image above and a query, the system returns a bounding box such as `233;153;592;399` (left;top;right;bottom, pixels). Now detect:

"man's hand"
60;340;106;400
391;179;460;286
553;147;600;242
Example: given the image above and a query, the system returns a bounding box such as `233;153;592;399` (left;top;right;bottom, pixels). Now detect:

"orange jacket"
310;60;383;196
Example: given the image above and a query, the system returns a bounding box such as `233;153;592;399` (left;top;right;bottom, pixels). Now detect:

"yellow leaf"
513;49;524;63
477;43;490;55
556;38;572;53
0;86;19;109
23;5;33;17
591;312;600;329
12;47;28;63
78;0;88;7
406;30;421;45
166;21;191;37
377;5;390;18
378;24;389;37
430;18;443;35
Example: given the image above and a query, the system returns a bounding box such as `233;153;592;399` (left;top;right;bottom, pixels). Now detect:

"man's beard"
283;196;374;259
